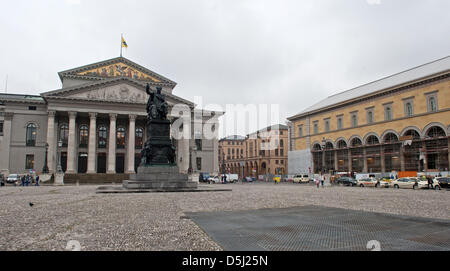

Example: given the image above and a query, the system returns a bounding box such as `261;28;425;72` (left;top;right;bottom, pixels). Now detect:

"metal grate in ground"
186;206;450;251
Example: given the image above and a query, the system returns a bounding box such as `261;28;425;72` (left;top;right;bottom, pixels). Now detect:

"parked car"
207;175;220;184
434;177;450;189
244;176;254;183
7;174;20;184
418;177;442;190
357;178;379;188
377;178;391;188
199;173;210;183
337;177;357;186
225;174;239;183
293;175;310;183
391;177;419;190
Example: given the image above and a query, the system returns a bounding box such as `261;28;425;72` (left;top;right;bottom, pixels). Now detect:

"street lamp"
57;140;63;173
321;138;327;175
42;143;49;174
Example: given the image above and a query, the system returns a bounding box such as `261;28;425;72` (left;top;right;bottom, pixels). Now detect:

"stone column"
126;115;136;174
87;113;97;174
46;111;56;173
448;138;450;172
107;113;117;174
400;145;406;172
380;145;386;173
66;112;77;174
0;113;13;175
363;148;368;173
213;138;219;174
348;150;352;172
423;144;428;172
334;151;338;171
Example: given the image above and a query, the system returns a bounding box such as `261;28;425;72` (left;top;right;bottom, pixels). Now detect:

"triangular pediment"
76;61;161;82
68;82;149;103
41;78;194;106
58;57;177;87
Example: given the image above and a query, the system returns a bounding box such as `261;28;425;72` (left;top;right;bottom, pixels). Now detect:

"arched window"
98;126;108;149
26;123;37;146
117;127;126;149
429;97;437;112
366;135;379;145
135;127;144;149
427;126;446;138
383;133;399;143
404;129;421;140
59;124;69;147
313;144;322;151
79;125;89;148
337;140;347;149
351;138;362;147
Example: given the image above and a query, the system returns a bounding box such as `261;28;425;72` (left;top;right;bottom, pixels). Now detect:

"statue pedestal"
54;173;65;186
123;166;197;190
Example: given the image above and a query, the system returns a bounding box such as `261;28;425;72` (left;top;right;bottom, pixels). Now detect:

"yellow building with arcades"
287;56;450;175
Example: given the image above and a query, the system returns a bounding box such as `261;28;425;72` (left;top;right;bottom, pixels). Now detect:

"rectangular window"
280;149;284;156
366;108;374;124
275;149;279;156
276;160;279;164
384;105;393;121
403;99;414;117
196;157;202;170
25;155;34;170
313;122;319;134
0;121;3;136
195;139;203;153
426;92;438;113
298;126;303;137
28;106;37;111
351;113;358;128
337;117;343;130
324;119;330;132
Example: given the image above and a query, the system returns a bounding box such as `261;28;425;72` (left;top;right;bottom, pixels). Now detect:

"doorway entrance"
78;153;88;173
97;153;106;173
116;154;125;174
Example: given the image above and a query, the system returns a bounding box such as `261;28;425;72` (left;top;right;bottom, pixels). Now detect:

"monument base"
122;166;198;190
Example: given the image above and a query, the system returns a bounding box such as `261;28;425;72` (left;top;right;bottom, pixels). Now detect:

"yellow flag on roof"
121;36;128;48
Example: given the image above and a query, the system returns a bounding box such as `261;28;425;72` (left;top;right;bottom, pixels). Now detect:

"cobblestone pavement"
0;182;448;251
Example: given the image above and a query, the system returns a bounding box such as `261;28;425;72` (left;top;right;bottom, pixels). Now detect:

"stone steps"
63;174;130;185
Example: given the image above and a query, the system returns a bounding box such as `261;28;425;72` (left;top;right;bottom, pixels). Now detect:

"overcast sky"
1;0;449;138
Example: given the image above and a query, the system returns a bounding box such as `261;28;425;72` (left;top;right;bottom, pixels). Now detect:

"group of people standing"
314;175;326;188
19;175;40;187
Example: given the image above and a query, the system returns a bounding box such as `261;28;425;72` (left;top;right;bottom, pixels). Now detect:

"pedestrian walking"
427;176;433;189
35;175;40;186
20;175;25;186
315;175;320;188
321;176;325;188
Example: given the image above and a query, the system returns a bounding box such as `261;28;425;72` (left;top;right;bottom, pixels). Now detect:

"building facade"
0;57;220;178
287;56;450;175
219;124;289;178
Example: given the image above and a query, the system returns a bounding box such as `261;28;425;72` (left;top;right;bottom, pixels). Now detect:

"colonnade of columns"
46;111;190;174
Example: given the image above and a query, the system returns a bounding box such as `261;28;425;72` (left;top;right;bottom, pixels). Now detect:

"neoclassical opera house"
0;57;220;182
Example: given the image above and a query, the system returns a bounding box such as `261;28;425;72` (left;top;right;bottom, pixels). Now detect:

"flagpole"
120;33;123;57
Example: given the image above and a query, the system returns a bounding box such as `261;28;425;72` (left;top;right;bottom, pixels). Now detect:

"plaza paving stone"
0;182;448;251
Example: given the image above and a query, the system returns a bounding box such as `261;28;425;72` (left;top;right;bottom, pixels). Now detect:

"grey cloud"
1;0;449;138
